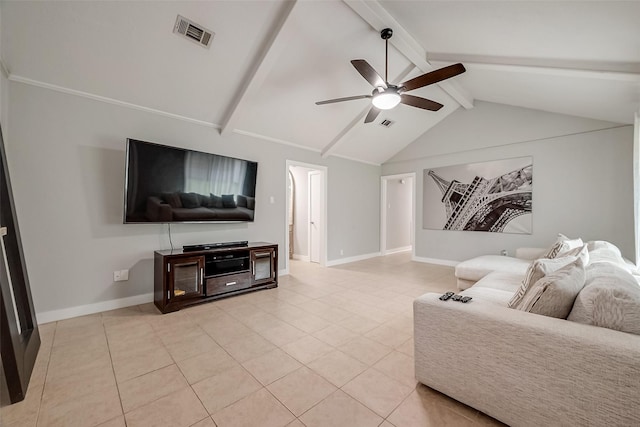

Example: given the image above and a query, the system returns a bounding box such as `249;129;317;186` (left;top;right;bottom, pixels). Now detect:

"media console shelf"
154;242;278;313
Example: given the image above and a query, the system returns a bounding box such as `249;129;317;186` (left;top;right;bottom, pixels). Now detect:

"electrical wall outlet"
113;269;129;282
340;249;344;256
500;250;508;256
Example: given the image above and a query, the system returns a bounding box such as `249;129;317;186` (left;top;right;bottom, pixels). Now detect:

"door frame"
284;160;328;274
308;170;321;264
380;172;416;257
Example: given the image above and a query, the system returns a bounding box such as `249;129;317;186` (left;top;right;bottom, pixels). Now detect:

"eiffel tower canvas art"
423;157;533;234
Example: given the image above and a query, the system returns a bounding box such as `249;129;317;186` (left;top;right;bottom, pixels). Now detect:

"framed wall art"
423;157;533;234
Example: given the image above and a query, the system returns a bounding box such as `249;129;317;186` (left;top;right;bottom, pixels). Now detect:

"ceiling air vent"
174;15;214;49
380;119;394;128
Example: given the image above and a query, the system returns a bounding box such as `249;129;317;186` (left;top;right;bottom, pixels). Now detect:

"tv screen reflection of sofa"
124;139;258;223
146;192;255;222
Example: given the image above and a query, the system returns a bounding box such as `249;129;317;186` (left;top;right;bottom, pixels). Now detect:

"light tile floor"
1;252;506;427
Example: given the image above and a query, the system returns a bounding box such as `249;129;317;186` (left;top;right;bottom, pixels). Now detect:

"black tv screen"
124;139;258;223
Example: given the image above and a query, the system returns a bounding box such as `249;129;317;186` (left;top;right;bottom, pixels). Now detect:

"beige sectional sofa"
414;238;640;426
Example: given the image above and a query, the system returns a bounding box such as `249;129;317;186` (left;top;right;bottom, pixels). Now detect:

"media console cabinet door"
167;256;204;302
251;248;276;285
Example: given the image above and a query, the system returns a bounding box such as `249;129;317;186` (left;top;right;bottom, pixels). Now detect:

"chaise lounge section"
414;237;640;426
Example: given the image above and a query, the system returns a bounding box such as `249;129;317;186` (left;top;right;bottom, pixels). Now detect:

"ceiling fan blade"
315;94;372;105
351;60;387;89
364;106;381;123
400;94;444;111
400;63;466;92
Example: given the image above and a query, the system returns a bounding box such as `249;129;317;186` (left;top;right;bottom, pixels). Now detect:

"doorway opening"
285;161;327;274
381;173;416;257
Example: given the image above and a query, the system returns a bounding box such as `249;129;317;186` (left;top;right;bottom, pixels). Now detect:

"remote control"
461;296;472;303
452;294;463;301
439;292;454;301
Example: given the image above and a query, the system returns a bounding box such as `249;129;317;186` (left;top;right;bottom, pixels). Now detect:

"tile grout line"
102;314;128;425
33;321;57;427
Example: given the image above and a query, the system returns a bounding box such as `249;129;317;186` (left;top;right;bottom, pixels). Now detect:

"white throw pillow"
567;264;640;335
514;258;586;318
543;233;584;259
508;245;589;308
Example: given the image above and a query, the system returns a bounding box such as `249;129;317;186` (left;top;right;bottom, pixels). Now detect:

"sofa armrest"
413;293;640;427
146;196;172;222
514;247;546;260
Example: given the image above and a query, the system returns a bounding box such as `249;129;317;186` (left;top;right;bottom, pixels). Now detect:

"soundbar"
183;241;249;252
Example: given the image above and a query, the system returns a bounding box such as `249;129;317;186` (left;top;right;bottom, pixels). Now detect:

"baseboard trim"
326;252;381;267
412;255;459;267
36;293;154;324
292;254;310;262
384;246;412;255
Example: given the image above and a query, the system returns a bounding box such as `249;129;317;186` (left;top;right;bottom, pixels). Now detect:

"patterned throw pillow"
514;258;586;318
508;245;589;308
543;234;584;259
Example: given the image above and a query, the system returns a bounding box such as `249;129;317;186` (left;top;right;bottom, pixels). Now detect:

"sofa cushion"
210;194;223;208
236;195;248;208
162;192;182;208
171;207;218;220
460;286;515;306
567;264;640;335
543;233;583;259
222;194;237;208
246;196;255;210
472;271;523;293
514;258;586;318
455;255;530;283
586;240;631;270
200;194;213;207
508;246;589;308
179;192;200;209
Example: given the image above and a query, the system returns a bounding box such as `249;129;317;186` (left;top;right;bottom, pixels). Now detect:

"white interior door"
309;171;321;263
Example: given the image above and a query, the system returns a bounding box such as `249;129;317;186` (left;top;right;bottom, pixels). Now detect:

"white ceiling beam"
344;0;474;109
321;64;416;158
220;0;298;136
463;62;640;83
428;53;640;75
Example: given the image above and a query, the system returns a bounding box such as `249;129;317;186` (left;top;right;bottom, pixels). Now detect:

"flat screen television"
124;139;258;223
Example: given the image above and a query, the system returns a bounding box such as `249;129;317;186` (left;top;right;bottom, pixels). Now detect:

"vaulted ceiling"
2;1;639;165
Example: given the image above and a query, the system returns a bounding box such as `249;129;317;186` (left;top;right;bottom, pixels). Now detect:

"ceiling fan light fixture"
372;91;401;110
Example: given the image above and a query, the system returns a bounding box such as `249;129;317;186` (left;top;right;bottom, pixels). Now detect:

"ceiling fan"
315;28;466;123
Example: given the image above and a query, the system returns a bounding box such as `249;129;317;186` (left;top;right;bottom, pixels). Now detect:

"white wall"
0;2;8;136
328;159;381;260
385;177;412;251
6;81;381;317
383;101;635;262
